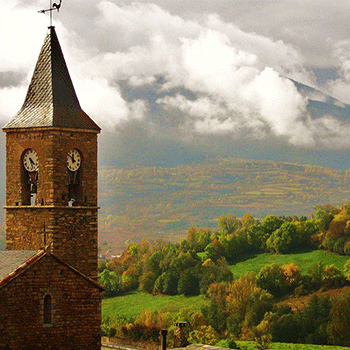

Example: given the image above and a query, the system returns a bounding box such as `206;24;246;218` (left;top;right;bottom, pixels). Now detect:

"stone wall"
0;253;103;350
4;127;99;278
5;206;98;277
5;128;98;207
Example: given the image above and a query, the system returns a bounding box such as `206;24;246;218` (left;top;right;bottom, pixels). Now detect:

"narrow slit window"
44;294;52;324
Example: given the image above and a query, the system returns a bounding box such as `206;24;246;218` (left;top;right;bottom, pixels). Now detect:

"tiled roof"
3;27;100;131
0;250;41;281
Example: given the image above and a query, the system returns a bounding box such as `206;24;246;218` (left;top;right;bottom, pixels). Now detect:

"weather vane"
38;0;62;27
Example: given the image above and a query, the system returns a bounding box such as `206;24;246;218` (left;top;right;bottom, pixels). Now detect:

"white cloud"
327;40;350;105
0;85;27;123
2;0;350;150
75;77;148;129
158;95;226;119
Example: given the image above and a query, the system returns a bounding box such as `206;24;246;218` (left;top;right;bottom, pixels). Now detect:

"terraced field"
98;157;350;253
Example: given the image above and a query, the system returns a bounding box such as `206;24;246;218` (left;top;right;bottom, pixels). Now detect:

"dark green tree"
328;291;350;346
178;268;200;296
99;269;121;297
256;264;283;296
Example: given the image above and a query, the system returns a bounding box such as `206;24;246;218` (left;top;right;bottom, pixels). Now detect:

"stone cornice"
4;206;100;210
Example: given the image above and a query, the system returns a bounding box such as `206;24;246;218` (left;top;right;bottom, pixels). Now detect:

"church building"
0;25;103;350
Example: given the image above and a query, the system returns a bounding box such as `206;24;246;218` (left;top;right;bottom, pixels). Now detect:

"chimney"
173;322;188;347
161;329;168;350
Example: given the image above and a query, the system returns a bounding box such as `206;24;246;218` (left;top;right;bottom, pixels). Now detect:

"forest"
99;202;350;348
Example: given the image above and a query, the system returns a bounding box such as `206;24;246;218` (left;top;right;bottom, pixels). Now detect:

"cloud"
327;40;350;105
2;0;350;151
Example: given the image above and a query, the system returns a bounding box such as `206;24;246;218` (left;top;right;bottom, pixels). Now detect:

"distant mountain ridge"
98;156;350;253
292;79;350;122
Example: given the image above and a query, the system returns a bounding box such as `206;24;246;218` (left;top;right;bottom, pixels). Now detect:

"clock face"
23;149;39;172
67;149;81;172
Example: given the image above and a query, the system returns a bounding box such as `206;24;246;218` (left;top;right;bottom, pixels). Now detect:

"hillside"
98;157;350;253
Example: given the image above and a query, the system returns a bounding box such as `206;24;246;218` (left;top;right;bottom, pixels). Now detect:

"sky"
1;0;350;171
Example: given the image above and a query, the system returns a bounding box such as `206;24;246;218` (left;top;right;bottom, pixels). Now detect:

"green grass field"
102;250;350;322
103;291;208;320
237;341;350;349
229;250;350;278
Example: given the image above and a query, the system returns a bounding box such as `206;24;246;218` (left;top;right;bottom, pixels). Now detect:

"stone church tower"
0;26;103;350
3;26;100;278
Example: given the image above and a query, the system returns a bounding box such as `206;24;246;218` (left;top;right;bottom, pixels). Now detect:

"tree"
260;215;285;235
297;295;331;344
247;224;266;252
266;222;298;253
314;209;334;232
200;257;232;294
344;258;350;281
256;264;283;296
183;226;212;252
204;238;224;261
306;261;325;290
122;265;140;292
162;270;179;295
203;282;230;333
322;265;344;289
178;268;200;296
271;313;301;343
99;269;121;297
225;273;272;336
220;231;248;260
328;291;350;346
241;213;256;228
218;214;241;236
280;263;302;292
139;271;157;293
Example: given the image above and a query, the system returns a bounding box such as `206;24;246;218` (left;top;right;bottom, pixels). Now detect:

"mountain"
292;79;350;122
98;156;350;253
2;80;350;253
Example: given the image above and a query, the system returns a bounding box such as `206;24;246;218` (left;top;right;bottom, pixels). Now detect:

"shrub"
189;325;219;345
216;338;239;349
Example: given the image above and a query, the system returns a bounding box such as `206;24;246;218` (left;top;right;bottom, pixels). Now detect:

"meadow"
237;341;350;350
102;249;350;320
103;291;207;320
228;250;350;278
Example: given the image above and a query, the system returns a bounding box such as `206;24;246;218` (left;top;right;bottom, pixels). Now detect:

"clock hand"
29;157;35;165
68;154;76;163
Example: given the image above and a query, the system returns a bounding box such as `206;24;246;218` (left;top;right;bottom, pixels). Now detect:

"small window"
44;294;52;324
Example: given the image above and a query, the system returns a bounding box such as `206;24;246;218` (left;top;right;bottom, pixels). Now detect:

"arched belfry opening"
21;149;39;206
67;148;83;205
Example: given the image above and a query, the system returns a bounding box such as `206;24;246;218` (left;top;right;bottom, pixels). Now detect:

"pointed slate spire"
3;27;100;131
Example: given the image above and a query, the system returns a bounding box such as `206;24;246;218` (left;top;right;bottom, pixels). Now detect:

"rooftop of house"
0;250;40;281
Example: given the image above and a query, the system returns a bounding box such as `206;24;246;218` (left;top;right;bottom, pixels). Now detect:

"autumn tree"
280;263;302;292
328;291;350;346
218;213;242;236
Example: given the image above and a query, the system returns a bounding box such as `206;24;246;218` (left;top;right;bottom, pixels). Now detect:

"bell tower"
2;26;100;278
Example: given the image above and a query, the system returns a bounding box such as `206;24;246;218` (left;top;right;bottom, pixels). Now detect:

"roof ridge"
0;250;104;291
0;250;45;288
